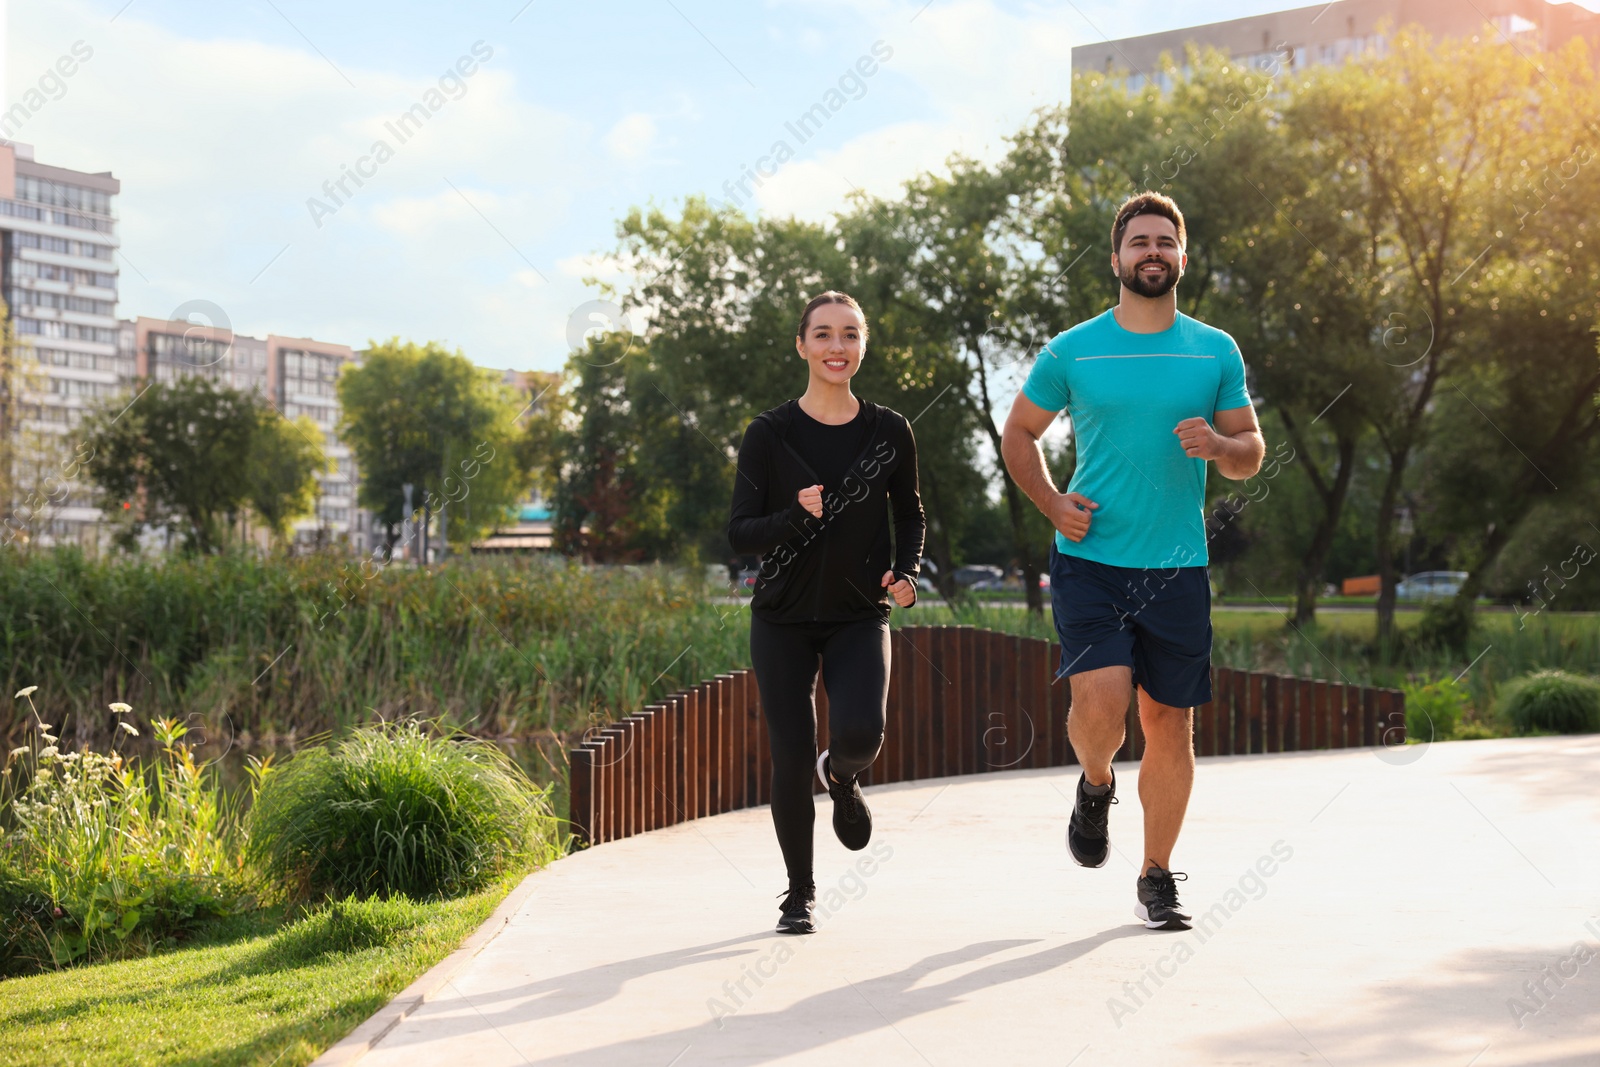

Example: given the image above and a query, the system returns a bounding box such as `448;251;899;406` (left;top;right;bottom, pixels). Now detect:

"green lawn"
0;878;521;1067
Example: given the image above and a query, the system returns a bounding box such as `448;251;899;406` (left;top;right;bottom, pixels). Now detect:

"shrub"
1400;675;1468;741
247;722;563;902
0;691;248;972
1498;670;1600;735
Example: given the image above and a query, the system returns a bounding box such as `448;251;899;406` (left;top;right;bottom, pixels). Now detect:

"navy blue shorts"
1048;543;1213;708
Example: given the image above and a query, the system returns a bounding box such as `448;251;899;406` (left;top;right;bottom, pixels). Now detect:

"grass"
0;876;520;1067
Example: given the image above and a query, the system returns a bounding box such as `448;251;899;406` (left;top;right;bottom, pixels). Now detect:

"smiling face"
795;301;866;382
1112;212;1187;299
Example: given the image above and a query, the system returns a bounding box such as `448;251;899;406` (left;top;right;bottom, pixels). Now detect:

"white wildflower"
109;702;132;715
14;686;37;699
118;722;140;737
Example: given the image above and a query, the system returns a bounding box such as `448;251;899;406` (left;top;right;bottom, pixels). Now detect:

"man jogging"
1000;192;1263;931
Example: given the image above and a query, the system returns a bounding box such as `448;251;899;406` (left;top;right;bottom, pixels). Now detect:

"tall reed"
1;549;747;746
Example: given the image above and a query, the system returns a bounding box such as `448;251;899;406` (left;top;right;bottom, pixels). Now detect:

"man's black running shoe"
1135;865;1192;931
776;882;816;935
817;750;872;851
1067;770;1117;868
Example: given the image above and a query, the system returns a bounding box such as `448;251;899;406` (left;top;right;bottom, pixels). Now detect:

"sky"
9;0;1600;374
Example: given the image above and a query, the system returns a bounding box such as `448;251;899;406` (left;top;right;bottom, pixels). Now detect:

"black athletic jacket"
728;398;925;623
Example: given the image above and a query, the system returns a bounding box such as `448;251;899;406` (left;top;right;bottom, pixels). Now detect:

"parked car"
1394;570;1468;600
953;565;1004;588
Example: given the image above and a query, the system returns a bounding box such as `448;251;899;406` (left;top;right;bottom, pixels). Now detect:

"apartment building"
1071;0;1600;88
271;333;370;549
0;142;124;547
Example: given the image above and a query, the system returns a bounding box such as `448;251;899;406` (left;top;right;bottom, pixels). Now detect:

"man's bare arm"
1002;393;1098;542
1173;404;1264;480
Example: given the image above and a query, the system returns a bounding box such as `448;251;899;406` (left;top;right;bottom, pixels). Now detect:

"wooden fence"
568;625;1404;846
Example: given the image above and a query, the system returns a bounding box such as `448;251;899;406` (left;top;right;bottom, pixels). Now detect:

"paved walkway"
350;736;1599;1067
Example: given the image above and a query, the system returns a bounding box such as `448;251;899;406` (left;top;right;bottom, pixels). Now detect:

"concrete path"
351;736;1600;1067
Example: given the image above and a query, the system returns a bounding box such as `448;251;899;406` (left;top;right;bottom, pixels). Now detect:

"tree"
338;339;530;556
1290;30;1547;643
575;196;977;571
247;411;328;550
82;377;261;554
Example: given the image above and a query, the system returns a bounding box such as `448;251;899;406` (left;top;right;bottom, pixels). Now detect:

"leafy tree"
1290;30;1547;643
82;377;262;554
247;412;328;550
570;197;976;573
539;332;674;561
338;339;530;555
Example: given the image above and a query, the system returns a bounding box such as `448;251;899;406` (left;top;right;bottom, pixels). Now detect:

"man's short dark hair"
1111;192;1187;254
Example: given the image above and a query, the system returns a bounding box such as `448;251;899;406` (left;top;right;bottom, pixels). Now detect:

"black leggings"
749;613;890;887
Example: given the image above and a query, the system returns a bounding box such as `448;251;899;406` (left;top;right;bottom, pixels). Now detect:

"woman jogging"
728;291;925;935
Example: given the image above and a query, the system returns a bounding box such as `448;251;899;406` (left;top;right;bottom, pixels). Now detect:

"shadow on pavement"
490;923;1148;1066
1182;942;1600;1067
375;931;776;1046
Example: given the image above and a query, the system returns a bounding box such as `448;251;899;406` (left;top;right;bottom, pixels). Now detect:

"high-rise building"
1071;0;1600;89
271;333;370;549
0;141;124;547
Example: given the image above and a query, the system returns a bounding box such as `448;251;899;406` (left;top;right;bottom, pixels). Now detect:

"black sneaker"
1067;770;1118;868
816;750;872;851
1135;865;1192;931
776;882;816;935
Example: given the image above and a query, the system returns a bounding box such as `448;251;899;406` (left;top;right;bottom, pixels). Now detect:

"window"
6;231;114;260
12;319;118;344
9;288;116;316
14;175;113;216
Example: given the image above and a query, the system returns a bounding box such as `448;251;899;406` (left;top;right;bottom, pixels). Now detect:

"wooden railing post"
882;628;904;785
1295;677;1314;752
1025;636;1049;770
1263;674;1282;754
569;744;595;846
1049;640;1073;766
599;726;626;842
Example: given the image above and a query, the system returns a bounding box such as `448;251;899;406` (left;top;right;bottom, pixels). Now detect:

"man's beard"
1119;257;1180;298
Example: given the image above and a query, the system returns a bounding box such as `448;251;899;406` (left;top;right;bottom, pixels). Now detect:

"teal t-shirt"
1021;309;1251;570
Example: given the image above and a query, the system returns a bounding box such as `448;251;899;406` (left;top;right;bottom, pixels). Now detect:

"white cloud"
11;0;591;369
751;0;1076;219
604;112;657;161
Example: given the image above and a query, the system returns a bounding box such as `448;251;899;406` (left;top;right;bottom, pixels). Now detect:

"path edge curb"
308;871;542;1066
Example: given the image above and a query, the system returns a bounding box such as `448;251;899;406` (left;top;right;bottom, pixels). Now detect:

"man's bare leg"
1136;687;1194;876
1067;665;1133;786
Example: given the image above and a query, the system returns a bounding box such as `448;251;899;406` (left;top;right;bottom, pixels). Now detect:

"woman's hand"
798;483;824;518
882;570;916;608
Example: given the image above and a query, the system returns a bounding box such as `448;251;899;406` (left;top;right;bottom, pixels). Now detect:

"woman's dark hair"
1110;191;1187;254
796;291;869;345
